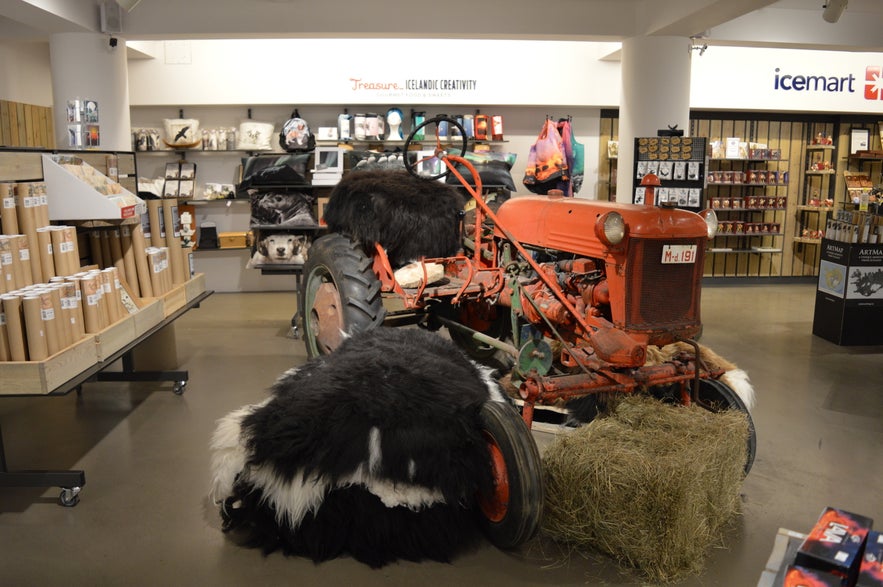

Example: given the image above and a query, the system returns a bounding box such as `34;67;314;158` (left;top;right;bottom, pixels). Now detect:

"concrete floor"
0;283;881;586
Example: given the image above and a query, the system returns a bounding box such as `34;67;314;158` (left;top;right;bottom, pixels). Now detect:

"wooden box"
219;231;248;249
133;298;164;338
94;314;137;361
0;336;98;396
161;273;206;317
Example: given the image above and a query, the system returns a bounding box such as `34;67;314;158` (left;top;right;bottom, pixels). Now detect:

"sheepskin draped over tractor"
323;170;467;268
210;327;506;568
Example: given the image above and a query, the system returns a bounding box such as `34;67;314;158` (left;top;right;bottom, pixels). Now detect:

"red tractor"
298;117;755;549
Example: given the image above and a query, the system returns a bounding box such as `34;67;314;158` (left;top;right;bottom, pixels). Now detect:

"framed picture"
179;162;197;180
850;128;870;155
164;162;181;179
163;180;179;198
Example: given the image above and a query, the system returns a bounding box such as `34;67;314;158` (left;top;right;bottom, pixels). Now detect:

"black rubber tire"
477;401;544;549
299;233;386;359
697;378;757;476
403;116;468;180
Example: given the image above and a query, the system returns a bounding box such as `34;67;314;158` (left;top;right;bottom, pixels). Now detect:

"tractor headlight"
698;208;718;239
596;212;626;246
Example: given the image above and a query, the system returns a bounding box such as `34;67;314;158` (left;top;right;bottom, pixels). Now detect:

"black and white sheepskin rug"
210;327;506;567
322;170;467;268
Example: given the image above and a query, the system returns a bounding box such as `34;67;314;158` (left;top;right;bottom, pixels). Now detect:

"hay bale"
541;395;749;583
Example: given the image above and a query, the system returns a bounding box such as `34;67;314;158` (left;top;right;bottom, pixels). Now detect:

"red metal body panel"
493;196;708;256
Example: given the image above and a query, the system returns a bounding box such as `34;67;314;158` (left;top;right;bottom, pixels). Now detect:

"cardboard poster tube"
2;294;27;361
1;183;19;235
78;274;102;333
130;222;152;298
60;280;84;341
14;184;43;284
36;227;56;282
38;289;62;355
94;270;113;326
108;228;127;280
0;236;11;294
16;234;34;288
47;285;72;350
162;199;187;285
34;183;50;228
160;247;172;293
89;230;104;268
146;247;164;295
52;225;79;277
0;308;9;361
49;227;69;277
119;225;140;297
147;200;165;248
99;230;113;270
102;267;125;322
8;235;27;290
22;295;48;361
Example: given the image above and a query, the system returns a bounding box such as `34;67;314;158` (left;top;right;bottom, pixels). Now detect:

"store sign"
348;77;480;100
691;46;883;114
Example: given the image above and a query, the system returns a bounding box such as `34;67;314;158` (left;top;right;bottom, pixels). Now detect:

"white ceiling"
0;0;881;53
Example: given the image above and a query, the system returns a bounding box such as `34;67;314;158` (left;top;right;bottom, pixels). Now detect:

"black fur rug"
323;170;467;268
210;327;506;567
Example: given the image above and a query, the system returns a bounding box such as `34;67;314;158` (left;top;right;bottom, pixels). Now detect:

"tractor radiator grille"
623;238;703;331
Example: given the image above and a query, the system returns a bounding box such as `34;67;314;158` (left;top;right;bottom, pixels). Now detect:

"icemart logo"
866;66;883;100
772;65;883;101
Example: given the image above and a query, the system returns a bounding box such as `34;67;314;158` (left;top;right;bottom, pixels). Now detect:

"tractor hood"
493;195;709;256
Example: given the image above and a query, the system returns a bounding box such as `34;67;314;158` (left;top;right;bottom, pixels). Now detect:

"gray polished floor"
1;284;881;586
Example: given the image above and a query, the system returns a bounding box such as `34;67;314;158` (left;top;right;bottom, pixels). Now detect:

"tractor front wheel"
300;234;386;359
477;401;544;549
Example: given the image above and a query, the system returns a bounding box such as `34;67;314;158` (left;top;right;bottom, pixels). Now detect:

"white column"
616;36;692;203
49;33;131;151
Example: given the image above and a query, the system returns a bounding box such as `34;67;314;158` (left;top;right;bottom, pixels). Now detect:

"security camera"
109;37;118;48
823;0;847;23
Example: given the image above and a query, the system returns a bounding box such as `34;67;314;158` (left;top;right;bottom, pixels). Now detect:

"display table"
0;289;213;506
812;239;883;345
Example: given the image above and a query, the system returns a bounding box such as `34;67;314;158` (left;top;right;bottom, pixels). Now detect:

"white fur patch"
721;368;756;411
342;464;445;511
246;465;330;528
209;398;271;502
473;361;506;403
367;427;382;474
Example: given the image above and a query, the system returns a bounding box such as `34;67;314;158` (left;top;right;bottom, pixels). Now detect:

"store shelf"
796;205;835;213
707;248;782;254
805;170;836;175
708;158;784;162
806;144;835;150
793;237;822;244
715;233;785;238
714;207;786;212
707;182;789;187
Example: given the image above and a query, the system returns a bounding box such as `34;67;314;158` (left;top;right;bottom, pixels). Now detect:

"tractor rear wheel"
477;401;544;549
300;233;386;359
697;378;757;476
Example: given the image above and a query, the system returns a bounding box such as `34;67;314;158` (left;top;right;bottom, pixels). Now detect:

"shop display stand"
812;238;883;345
0;291;212;506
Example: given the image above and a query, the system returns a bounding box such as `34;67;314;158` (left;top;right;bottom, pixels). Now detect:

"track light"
822;0;847;23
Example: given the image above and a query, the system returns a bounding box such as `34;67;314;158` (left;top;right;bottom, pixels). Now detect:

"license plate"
661;244;697;264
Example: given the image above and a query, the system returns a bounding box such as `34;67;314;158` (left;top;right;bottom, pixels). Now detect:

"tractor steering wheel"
403;115;469;181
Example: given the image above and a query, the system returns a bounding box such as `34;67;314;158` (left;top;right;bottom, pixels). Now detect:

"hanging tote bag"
557;118;585;196
523;118;568;195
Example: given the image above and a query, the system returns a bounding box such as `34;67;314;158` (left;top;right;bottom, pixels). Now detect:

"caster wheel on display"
59;486;81;507
173;381;187;395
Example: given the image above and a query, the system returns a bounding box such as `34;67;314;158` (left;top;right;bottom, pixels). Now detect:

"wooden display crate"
133;298;164;337
162;273;206;317
0;336;98;396
93;314;137;361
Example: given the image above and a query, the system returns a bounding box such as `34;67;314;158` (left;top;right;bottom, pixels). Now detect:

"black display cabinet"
812;238;883;345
